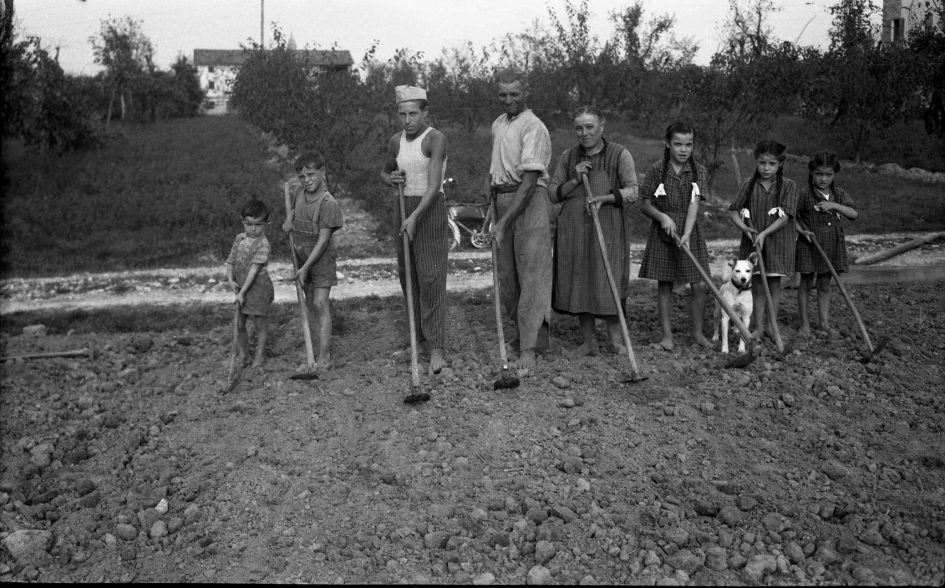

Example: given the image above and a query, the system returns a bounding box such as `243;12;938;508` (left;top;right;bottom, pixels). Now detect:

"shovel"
797;220;888;363
288;232;320;381
742;212;790;355
398;183;430;403
675;236;761;368
581;173;646;383
488;190;520;391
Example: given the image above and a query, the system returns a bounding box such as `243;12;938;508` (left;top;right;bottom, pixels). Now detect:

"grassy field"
2;115;943;279
2;117;284;277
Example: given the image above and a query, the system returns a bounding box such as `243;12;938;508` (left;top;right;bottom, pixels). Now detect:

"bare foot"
236;352;250;367
251;355;266;369
692;333;712;348
798;325;813;338
512;349;537;369
315;354;332;371
608;342;627;355
567;342;598;360
428;349;447;375
750;329;766;342
659;335;674;351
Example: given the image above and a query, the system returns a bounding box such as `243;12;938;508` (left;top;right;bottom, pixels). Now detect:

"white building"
193;48;354;114
882;0;942;44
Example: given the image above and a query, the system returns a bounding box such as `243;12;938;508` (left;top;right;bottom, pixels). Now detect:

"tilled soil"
1;278;944;585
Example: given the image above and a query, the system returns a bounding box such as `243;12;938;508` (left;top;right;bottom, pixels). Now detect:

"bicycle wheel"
470;217;492;249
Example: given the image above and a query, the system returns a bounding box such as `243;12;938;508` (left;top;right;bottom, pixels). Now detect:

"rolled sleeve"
517;127;551;175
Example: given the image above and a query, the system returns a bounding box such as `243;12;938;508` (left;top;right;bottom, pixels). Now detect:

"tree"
89;16;154;125
672;0;790;186
1;0;102;154
802;0;924;160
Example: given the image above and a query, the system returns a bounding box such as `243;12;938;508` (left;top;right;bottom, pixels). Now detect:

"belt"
493;184;521;194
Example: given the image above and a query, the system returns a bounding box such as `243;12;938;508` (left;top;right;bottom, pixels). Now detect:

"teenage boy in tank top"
380;85;449;375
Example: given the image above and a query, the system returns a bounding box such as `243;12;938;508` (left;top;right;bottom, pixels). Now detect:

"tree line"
1;0;204;155
232;0;944;187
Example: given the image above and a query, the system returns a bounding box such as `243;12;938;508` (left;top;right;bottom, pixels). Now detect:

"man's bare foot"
512;349;537;369
251;355;266;368
315;354;332;370
692;333;712;348
236;352;250;367
798;325;813;338
750;329;766;341
567;342;598;360
428;349;447;375
659;335;674;351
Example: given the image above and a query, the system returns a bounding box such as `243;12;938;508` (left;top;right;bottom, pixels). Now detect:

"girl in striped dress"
795;151;858;337
728;140;799;341
638;122;711;351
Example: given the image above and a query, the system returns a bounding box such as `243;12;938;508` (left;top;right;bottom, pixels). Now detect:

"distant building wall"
882;0;942;44
193;49;354;115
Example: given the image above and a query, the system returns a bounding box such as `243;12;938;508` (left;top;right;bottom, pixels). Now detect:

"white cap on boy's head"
395;85;427;104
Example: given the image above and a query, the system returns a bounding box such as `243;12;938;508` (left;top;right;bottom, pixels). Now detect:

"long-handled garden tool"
488;190;520;391
225;301;242;392
675;236;761;368
741;211;789;355
581;173;646;383
1;345;95;362
398;183;430;404
797;219;888;363
288;232;320;381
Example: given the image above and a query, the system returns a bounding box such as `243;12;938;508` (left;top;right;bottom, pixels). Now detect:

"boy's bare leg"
690;282;712;347
797;273;814;337
312;287;332;369
251;316;268;368
236;313;250;366
657;281;674;351
569;314;599;359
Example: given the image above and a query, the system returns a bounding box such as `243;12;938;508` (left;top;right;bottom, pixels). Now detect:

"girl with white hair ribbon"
728;139;799;341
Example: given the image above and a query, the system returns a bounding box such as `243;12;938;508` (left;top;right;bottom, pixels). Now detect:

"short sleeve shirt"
489;109;552;188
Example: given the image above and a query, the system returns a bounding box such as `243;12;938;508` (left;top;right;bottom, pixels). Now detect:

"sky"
14;0;840;75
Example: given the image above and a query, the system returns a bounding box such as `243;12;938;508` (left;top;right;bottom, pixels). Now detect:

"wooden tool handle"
581;174;642;374
489;193;511;370
288;233;316;368
677;238;754;344
398;183;421;387
743;216;785;352
797;220;874;351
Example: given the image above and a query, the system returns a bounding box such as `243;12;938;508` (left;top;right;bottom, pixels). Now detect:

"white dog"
712;259;754;354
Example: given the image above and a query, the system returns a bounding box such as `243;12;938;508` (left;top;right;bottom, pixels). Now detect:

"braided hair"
661;122;699;187
745;139;787;207
807;150;841;201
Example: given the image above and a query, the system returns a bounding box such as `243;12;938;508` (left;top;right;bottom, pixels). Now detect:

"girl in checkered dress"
728;140;799;341
795;152;858;337
638;122;712;351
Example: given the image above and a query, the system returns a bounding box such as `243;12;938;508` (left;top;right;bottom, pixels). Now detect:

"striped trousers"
394;194;449;349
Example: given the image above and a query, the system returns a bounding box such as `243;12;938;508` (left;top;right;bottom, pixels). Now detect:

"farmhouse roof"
193;48;354;67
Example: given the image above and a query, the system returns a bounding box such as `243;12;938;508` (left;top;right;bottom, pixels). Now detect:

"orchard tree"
90;16;154;125
803;0;924;160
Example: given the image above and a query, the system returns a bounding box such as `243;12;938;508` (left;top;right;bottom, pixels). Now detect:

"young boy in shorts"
282;152;344;371
227;198;275;368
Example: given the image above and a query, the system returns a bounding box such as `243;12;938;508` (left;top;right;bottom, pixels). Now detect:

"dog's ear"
728;260;735;269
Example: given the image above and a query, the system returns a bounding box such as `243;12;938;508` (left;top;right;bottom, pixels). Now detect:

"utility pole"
260;0;264;47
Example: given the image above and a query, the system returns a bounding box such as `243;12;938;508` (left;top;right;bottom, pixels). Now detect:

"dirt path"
3;233;944;314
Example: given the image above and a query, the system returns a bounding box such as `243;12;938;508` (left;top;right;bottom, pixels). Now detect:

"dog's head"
729;259;754;290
